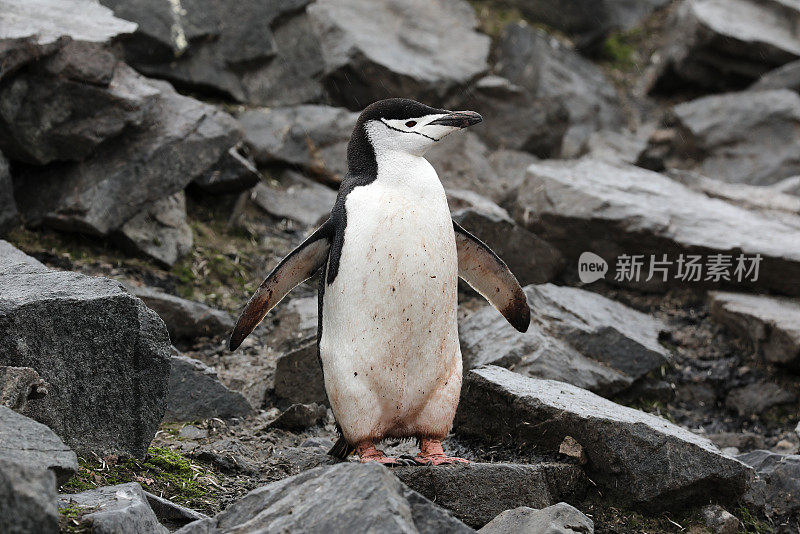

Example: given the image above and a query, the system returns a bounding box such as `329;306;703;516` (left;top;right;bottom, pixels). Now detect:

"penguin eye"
405;121;417;128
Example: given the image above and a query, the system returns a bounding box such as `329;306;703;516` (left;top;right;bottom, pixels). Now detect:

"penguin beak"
428;110;482;128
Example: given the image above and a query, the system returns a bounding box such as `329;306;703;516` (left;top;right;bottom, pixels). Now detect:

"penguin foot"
356;442;400;465
416;438;470;466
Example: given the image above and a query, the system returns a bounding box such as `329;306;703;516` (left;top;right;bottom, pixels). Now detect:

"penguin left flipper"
229;220;333;350
453;220;530;333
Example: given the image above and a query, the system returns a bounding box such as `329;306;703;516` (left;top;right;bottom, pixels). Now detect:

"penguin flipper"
229;220;333;350
453;220;530;332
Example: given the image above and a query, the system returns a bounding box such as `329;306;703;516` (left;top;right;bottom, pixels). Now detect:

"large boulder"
737;450;800;520
130;285;234;341
455;366;753;510
460;284;668;396
479;503;594;534
116;191;193;267
0;241;172;458
164;353;253;422
393;463;587;528
639;90;800;185
174;462;474;533
98;0;315;106
0;406;77;485
308;0;489;110
0;458;58;534
645;0;800;93
512;159;800;296
709;291;800;370
11;74;240;236
0;153;15;235
58;482;168;534
239;105;357;184
494;24;624;157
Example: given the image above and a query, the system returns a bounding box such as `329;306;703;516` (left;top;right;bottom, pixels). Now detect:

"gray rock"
0;154;16;235
99;0;311;105
192;438;260;476
701;504;740;534
670;170;800;215
394;463;587;529
587;127;655;166
13;77;240;236
428;133;505;200
455;366;753;510
0;458;58;534
0;242;172;458
131;285;235;341
725;382;797;417
269;403;327;431
452;209;563;286
0;366;48;411
274;339;327;406
479;503;594;534
459;306;630;396
0;240;48;274
504;0;669;46
239;105;357;184
115;191;193;267
193;145;260;195
512;158;800;296
709;291;800;369
487;149;540;203
308;0;489;109
772;175;800;196
164;353;252;422
0;50;159;165
58;482;169;534
645;0;800;93
752;59;800;92
708;432;766;453
252;173;337;227
495;24;623;158
451;75;569;158
0;0;136;81
175;462;474;533
143;491;209;530
641;90;800;185
737;450;800;518
0;406;77;485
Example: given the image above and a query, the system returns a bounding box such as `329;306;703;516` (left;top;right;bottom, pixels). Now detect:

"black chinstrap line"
379;119;439;142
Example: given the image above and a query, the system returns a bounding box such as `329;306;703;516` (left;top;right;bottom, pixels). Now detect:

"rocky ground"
2;0;800;533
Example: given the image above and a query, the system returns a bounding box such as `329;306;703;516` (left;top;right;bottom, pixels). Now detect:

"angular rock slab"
131;285;234;341
752;59;800;92
308;0;490;109
512;158;800;296
737;450;800;519
252;173;336;227
454;366;753;510
174;462;473;533
643;90;800;185
709;291;800;369
0;458;58;534
479;503;594;534
646;0;800;92
0;406;77;485
164;353;252;422
192;145;260;195
0;242;172;458
58;482;168;534
393;463;587;528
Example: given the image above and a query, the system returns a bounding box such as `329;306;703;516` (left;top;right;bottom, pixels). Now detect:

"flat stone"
269;403;327;431
116;191;193;267
394;463;587;529
131;285;235;341
0;406;77;485
193;145;260;195
701;504;740;534
512;158;800;296
175;462;474;533
455;366;753;510
0;458;58;534
479;503;594;534
58;482;168;534
164;353;253;422
252;173;336;227
0;242;172;458
709;291;800;369
670;170;800;215
143;491;209;531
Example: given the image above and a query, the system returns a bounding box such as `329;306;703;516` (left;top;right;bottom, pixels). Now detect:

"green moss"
736;506;773;534
468;1;526;37
601;30;639;69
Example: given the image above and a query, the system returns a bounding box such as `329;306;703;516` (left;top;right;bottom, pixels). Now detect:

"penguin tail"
328;437;355;460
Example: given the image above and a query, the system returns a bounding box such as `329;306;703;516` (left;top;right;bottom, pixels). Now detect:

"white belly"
320;155;461;443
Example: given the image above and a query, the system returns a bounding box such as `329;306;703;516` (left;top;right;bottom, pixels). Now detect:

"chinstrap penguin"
230;98;530;465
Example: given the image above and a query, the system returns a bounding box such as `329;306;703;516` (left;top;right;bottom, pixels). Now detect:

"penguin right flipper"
453;220;530;333
229;220;333;350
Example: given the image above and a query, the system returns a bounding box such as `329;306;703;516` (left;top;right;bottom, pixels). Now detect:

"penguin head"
348;98;482;171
